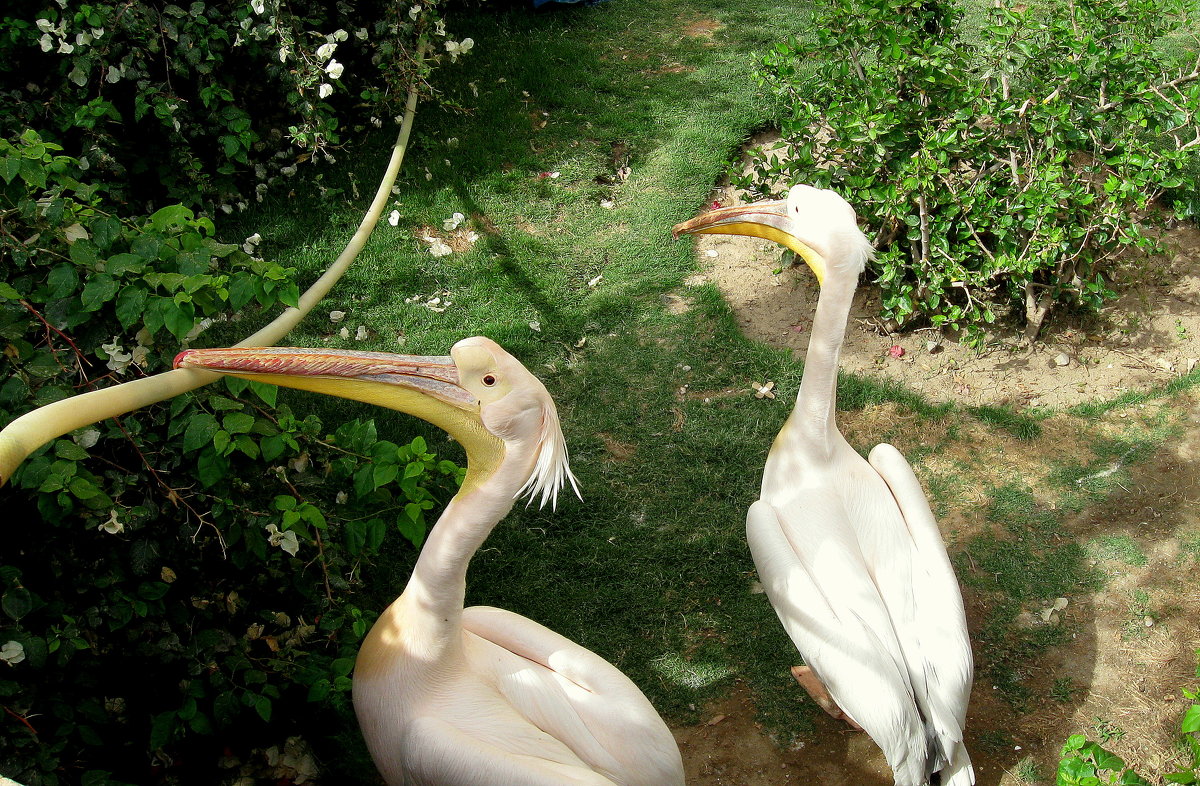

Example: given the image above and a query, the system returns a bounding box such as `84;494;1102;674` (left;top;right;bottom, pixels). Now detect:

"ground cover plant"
3;0;1200;783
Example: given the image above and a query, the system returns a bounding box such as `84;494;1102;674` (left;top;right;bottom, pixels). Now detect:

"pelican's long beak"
672;200;827;285
174;347;500;471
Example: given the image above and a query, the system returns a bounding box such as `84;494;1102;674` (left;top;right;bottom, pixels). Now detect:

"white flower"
335;491;348;504
426;238;452;257
325;59;343;79
435;20;446;36
0;641;24;665
444;38;474;62
74;427;101;449
57;40;74;54
242;233;262;253
588;274;603;287
76;31;92;46
355;27;368;40
339;326;350;339
370;116;383;129
387;210;400;226
38;33;54;52
131;345;149;366
101;337;133;374
265;523;299;556
105;65;122;83
250;0;265;14
442;212;465;231
600;199;615;209
281;164;297;176
529;321;542;332
316;42;337;60
99;509;124;534
333;28;348;42
36;18;54;32
278;46;289;63
463;231;479;245
329;310;346;323
354;325;368;341
408;4;420;19
318;83;333;99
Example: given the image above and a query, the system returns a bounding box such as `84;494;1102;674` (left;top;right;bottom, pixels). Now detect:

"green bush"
0;0;467;206
742;0;1200;345
0;132;463;783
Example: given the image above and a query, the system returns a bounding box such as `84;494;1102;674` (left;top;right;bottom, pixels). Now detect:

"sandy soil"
669;176;1200;783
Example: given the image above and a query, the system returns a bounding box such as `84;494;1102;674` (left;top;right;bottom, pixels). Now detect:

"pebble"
1055;352;1071;367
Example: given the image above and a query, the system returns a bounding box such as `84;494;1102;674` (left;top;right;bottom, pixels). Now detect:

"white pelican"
175;337;685;786
674;186;974;786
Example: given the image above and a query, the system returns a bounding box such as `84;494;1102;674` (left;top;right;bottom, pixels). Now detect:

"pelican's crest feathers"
516;398;581;510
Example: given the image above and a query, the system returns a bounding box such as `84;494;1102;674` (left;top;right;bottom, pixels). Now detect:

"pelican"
174;338;685;786
673;186;974;786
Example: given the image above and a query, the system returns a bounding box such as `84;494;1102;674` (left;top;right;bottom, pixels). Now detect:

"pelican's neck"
387;438;536;653
788;267;859;455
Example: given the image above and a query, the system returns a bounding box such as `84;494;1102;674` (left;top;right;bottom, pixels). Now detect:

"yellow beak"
173;347;502;480
672;200;828;285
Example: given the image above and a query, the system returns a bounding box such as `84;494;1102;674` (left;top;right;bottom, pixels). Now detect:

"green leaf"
306;679;331;702
149;710;176;750
0;156;21;184
54;439;89;460
68;476;102;499
222;412;255;434
260;434;286;462
1182;704;1200;734
92;216;121;250
332;657;355;677
46;264;80;299
80;274;118;312
183;413;219;452
163;302;196;340
196;447;228;488
228;276;257;310
254;695;272;723
274;495;297;512
0;282;19;300
373;463;398;489
248;380;278;407
1;588;34;621
149;204;194;231
114;287;149;329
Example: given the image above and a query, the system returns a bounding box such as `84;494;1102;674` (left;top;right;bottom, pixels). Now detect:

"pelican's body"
675;186;974;786
176;338;683;786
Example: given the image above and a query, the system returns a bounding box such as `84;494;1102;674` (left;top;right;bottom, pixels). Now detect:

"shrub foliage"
743;0;1200;344
0;1;472;781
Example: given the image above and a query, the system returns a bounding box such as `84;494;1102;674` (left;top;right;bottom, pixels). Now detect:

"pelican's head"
672;185;873;285
174;336;579;508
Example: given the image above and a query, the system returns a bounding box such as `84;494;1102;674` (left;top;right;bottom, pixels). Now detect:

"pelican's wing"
868;443;975;786
461;606;685;786
402;714;617;786
747;497;930;786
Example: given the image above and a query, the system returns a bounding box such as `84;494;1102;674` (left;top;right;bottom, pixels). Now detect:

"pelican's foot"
789;665;864;731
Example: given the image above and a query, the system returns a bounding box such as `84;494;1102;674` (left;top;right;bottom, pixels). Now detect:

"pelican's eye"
482;374;497;387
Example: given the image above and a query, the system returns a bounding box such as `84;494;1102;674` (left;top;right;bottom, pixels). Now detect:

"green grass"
195;0;1200;776
1086;535;1149;567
